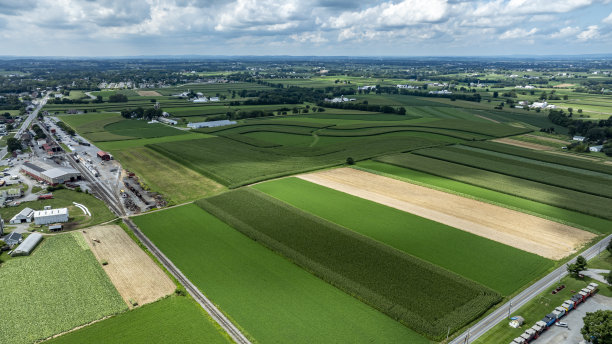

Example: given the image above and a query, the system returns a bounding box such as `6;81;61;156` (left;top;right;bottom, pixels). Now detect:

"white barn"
187;120;237;129
10;207;34;224
34;207;69;225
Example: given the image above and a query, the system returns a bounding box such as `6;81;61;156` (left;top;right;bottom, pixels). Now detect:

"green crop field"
148;134;447;188
413;145;612;199
103;120;185;140
376;153;612;220
356;160;612;234
133;204;427;343
95;132;212;150
0;234;127;344
112;147;225;204
463;140;612;175
46;296;230;344
59;113;123;133
197;189;501;339
253;177;553;295
0;189;116;230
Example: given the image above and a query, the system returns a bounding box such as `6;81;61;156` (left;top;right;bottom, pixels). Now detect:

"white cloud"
604;11;612;24
214;0;303;32
550;26;580;38
290;32;328;44
577;25;600;40
499;27;538;39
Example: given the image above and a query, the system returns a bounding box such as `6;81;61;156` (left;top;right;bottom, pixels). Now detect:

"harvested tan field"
299;168;595;260
554;83;575;88
137;90;162;96
83;225;175;307
474;114;500;123
523;134;569;145
493;137;551;151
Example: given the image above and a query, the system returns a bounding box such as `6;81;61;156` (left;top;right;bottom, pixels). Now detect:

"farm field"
295;168;594;260
376;153;612;220
82;225;176;307
253;176;554;294
0;189;116;230
112;147;225;204
492;137;551;150
413;145;612;199
197;189;501;339
46;296;231;344
0;234;127;344
133;204;427;343
356;160;612;234
95;132;211;150
148;134;446;188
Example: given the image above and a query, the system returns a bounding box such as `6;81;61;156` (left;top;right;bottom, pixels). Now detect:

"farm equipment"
38;194;53;200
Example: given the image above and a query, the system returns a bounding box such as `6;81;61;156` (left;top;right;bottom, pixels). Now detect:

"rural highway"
450;233;612;344
123;218;252;344
0;94;48;159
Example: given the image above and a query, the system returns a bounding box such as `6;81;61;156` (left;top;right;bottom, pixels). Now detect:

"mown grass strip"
196;189;501;340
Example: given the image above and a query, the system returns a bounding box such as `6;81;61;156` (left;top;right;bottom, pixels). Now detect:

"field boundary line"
123;218;251;344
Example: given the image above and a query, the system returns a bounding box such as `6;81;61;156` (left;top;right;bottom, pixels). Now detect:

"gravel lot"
534;294;612;344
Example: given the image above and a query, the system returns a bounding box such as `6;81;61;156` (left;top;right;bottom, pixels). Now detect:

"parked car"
556;322;568;327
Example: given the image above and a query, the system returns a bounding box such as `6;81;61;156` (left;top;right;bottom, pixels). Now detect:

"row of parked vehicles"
510;282;599;344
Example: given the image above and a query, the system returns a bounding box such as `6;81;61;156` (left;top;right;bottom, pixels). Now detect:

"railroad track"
123;218;251;344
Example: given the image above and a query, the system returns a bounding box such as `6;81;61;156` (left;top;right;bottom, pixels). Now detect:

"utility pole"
508;301;512;318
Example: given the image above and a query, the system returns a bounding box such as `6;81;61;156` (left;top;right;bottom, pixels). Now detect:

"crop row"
376;153;612;220
196;189;501;340
463;141;612;175
413;146;612;199
318;127;490;141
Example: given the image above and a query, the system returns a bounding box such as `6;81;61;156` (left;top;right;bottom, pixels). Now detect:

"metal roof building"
12;232;42;256
34;208;69;225
187;120;236;129
4;231;22;246
9;207;34;224
21;162;81;185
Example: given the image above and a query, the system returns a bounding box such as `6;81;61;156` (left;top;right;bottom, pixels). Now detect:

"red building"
97;151;111;161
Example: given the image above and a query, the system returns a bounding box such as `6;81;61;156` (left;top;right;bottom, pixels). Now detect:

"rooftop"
34;208;68;217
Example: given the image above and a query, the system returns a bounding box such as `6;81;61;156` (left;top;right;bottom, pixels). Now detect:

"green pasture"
95;132;211;150
0;234;127;344
46;296;230;344
254;177;553;295
133;204;428;344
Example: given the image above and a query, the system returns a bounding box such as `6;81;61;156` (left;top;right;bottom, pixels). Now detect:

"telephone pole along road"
124;218;252;344
450;234;612;344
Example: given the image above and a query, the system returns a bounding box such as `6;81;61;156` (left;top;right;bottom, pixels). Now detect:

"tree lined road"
1;94;48;159
450;234;612;344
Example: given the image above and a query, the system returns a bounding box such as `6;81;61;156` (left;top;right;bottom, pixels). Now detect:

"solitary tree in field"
346;157;355;165
582;310;612;343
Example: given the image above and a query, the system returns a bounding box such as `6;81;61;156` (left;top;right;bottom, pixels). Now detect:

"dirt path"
492;137;551;151
475;114;500;123
299;168;595;260
82;225;175;307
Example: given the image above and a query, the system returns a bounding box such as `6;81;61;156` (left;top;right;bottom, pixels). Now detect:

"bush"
346;157;355;165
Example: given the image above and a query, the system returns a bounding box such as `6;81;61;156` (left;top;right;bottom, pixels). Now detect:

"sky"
0;0;611;57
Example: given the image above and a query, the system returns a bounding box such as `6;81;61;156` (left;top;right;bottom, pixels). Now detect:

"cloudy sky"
0;0;611;56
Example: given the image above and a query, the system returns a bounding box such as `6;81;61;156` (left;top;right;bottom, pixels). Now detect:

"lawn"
46;296;230;344
112;147;225;204
377;153;612;220
0;189;116;230
356;160;612;234
133;204;427;344
0;234;127;344
253;177;554;295
197;189;500;340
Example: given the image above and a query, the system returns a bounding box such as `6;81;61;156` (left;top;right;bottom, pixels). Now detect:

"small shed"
509;316;524;328
48;224;63;232
97;151;111;161
12;233;42;256
4;231;22;246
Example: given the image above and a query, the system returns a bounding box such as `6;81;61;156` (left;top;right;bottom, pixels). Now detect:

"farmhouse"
12;232;42;256
4;231;22;246
9;207;34;224
187;120;237;129
192;97;208;103
21;162;81;185
573;136;586;142
34;207;69;225
158;117;178;125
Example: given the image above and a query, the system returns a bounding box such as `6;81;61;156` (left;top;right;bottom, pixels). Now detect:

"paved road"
0;95;48;159
124;218;251;344
450;234;612;344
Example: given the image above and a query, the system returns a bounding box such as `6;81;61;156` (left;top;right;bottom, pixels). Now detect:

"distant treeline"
548;109;612;140
318;101;406;115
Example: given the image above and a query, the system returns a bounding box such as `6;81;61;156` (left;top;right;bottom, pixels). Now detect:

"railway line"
123;218;251;344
